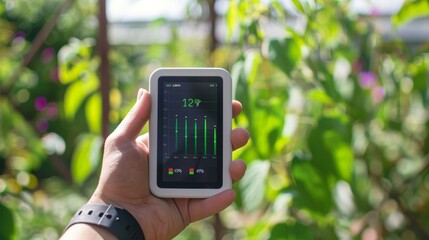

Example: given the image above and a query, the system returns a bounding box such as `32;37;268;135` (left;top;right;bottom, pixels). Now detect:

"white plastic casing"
149;68;232;198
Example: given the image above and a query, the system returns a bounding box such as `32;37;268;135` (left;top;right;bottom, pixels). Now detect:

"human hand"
88;89;249;239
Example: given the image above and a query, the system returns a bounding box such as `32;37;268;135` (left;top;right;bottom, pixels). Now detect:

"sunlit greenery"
1;0;429;239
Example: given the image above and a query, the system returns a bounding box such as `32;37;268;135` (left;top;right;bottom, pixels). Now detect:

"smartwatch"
65;204;145;240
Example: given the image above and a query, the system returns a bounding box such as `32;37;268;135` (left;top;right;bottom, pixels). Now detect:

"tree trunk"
208;0;218;53
97;0;111;140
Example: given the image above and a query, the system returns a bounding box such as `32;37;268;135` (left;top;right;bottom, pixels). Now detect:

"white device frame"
149;68;232;198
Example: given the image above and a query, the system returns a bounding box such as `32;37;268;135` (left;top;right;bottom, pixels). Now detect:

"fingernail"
137;88;144;100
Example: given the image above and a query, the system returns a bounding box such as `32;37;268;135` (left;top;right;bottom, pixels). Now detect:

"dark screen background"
157;77;223;188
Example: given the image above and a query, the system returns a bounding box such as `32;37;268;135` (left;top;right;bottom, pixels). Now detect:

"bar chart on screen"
161;82;220;161
169;114;217;156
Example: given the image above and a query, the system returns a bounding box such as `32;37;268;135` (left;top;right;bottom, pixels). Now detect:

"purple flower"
50;67;59;82
359;71;377;89
36;119;49;133
41;48;55;63
45;103;58;119
12;36;25;46
14;31;26;38
372;86;385;103
35;97;47;111
370;8;381;17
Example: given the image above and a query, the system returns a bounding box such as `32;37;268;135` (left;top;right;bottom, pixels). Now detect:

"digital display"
157;77;223;188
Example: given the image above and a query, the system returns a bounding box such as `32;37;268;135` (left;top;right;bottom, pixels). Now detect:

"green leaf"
307;89;334;105
308;117;353;182
0;59;18;87
410;59;428;91
291;156;333;214
291;0;305;14
323;131;354;181
85;93;101;134
232;51;261;107
250;104;285;159
244;50;262;85
59;61;91;84
314;7;341;46
71;134;103;185
0;3;4;15
290;116;353;215
0;202;16;240
64;73;99;119
0;100;46;171
270;222;313;240
226;0;238;40
392;0;429;27
231;56;249;110
271;1;286;19
58;39;95;84
268;38;302;77
239;160;270;212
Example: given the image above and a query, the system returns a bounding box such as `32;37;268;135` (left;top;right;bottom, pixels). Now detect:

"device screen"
157;76;223;188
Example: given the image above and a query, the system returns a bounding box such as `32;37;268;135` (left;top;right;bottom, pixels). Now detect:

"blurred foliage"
392;0;429;26
225;0;429;239
1;0;429;239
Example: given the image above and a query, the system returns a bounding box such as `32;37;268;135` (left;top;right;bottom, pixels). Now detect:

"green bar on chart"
185;116;188;155
194;119;197;155
204;116;207;155
175;115;178;152
213;125;216;156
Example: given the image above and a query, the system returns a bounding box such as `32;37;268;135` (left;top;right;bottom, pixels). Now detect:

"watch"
65;203;145;240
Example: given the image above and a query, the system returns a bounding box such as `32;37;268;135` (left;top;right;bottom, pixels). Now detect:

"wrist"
88;191;168;239
88;193;163;240
61;223;117;240
88;191;136;211
87;194;141;233
88;192;146;231
64;202;145;240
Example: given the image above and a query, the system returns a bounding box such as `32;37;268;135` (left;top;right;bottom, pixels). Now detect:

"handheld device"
149;68;232;198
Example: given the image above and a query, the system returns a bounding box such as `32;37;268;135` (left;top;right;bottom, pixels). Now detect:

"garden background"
1;0;429;239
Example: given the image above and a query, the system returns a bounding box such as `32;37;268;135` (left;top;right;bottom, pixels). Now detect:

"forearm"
60;223;117;240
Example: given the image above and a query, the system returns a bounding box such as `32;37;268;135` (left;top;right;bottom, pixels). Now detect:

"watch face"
157;76;223;188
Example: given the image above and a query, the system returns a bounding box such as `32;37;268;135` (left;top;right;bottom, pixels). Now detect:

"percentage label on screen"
174;169;183;173
196;169;204;174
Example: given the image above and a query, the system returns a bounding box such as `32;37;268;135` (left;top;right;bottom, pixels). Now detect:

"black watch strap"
65;203;145;240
